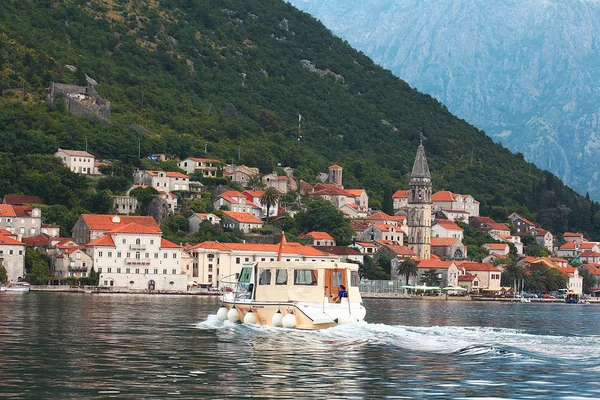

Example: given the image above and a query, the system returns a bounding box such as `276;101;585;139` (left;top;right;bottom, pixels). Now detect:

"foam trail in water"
194;316;600;364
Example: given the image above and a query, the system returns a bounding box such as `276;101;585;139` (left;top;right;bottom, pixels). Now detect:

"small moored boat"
0;282;31;292
565;291;580;304
216;261;366;330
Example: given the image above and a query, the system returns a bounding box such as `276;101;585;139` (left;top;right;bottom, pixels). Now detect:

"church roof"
410;143;431;179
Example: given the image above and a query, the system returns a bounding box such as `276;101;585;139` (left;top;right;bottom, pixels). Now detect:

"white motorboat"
216;261;366;330
1;282;31;292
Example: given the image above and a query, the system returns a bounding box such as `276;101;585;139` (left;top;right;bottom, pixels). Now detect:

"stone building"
55;149;100;175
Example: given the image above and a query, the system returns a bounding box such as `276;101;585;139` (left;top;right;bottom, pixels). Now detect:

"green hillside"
1;0;599;238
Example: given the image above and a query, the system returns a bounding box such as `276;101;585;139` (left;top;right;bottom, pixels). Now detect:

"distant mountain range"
290;0;600;200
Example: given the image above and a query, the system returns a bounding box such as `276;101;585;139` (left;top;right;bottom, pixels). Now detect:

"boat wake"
196;315;600;364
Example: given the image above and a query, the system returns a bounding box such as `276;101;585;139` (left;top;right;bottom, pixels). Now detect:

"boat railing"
219;274;252;301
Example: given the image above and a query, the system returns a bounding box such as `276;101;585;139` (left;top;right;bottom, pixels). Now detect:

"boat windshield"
239;267;252;284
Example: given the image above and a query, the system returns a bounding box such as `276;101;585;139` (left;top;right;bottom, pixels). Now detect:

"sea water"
0;293;598;398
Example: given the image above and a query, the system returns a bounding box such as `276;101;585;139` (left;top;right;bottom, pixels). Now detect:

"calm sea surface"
1;293;599;399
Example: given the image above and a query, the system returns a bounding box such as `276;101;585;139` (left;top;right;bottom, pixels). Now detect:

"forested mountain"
0;0;599;238
289;0;600;201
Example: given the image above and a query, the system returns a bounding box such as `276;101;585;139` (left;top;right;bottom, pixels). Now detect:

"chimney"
112;215;121;223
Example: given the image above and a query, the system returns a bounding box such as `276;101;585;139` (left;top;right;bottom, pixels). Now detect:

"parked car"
542;294;554;299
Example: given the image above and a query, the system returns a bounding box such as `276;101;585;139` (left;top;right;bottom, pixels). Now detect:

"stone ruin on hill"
47;82;110;123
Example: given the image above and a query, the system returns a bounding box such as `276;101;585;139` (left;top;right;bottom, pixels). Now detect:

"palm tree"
259;187;280;222
396;258;418;285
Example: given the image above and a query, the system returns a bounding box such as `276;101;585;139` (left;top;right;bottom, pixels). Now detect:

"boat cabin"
225;261;362;304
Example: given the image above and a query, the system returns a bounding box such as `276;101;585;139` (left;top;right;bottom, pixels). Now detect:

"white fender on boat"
227;307;240;323
272;310;283;327
282;313;297;329
216;306;229;321
243;310;258;324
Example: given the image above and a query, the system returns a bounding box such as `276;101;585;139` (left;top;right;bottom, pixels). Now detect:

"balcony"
69;265;88;272
125;258;151;265
129;244;146;251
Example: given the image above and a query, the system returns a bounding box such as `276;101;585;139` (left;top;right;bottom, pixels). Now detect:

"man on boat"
333;285;347;303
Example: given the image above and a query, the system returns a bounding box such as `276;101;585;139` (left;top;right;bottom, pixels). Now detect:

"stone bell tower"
407;142;432;260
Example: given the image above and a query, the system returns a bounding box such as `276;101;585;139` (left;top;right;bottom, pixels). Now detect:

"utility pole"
238;146;241;161
205;143;208;155
138;138;141;159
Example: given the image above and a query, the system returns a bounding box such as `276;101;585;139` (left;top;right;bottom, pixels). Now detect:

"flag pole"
277;231;286;261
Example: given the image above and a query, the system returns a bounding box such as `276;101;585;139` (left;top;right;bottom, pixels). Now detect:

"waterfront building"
393;260;458;287
407;142;432;260
54;246;93;278
0;230;25;282
72;214;161;245
186;241;340;285
0;204;42;238
87;222;187;290
456;262;502;292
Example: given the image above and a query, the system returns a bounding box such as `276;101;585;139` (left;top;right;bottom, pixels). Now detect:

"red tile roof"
579;251;600;257
392;190;409;199
12;206;34;217
87;235;116;247
312;246;362;256
416;260;455;269
385;245;416;257
485;243;509;250
345;189;366;197
223;211;263;224
532;227;549;236
188;241;331;257
81;215;160;232
109;222;162;234
488;223;510;231
0;234;25;246
456;262;500;272
584;263;600;276
434;220;462;231
329;164;343;169
3;195;43;205
432;191;457;202
431;238;460;247
563;232;583;237
0;205;16;217
146;170;189;178
160;238;180;248
303;231;334;241
187;157;220;163
22;235;50;247
458;274;476;281
57;149;95;157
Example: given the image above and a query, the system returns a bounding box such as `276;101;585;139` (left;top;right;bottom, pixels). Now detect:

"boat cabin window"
239;267;252;283
258;269;272;285
275;269;288;285
294;269;318;286
351;271;359;287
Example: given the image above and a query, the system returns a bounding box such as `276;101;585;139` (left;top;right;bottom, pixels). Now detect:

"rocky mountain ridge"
290;0;600;199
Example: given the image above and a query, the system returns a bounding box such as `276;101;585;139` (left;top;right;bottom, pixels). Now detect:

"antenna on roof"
419;131;427;145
